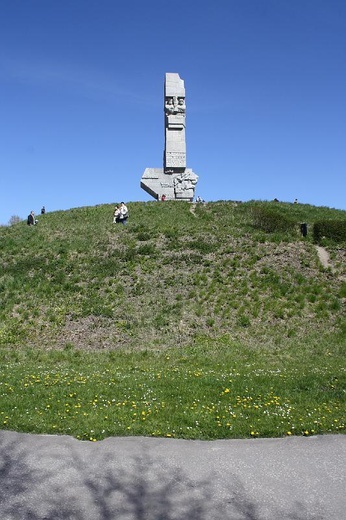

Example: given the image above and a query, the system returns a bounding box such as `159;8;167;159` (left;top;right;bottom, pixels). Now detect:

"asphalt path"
0;430;345;520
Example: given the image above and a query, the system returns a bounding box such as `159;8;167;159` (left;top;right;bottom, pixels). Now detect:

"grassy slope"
1;200;345;351
0;200;345;440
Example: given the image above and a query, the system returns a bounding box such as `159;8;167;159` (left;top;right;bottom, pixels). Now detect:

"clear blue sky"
1;0;345;225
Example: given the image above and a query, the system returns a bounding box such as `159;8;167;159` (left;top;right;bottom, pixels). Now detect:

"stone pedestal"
141;168;198;202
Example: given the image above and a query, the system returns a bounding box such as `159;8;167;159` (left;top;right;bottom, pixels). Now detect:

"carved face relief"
165;96;186;114
177;97;186;113
165;97;175;115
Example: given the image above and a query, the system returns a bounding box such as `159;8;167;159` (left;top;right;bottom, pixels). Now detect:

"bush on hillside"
313;220;346;244
9;215;22;226
251;206;295;233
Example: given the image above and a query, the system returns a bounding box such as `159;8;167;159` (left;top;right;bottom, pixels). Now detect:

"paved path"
0;430;345;520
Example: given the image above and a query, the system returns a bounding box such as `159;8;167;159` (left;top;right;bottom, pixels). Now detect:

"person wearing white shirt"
119;202;129;225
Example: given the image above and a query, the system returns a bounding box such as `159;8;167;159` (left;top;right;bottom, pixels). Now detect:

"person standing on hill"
27;211;37;225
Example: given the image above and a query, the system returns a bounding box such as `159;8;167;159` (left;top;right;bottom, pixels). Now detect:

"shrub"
8;215;22;226
313;220;346;244
251;207;295;233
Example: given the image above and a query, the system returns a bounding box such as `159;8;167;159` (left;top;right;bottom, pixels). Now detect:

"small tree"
8;215;22;226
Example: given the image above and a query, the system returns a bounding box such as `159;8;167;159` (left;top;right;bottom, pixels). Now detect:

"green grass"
0;338;344;441
0;200;345;440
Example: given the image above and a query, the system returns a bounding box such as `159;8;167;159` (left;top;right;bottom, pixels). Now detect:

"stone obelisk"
141;73;198;201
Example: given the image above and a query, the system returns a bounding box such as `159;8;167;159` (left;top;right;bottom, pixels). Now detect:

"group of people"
27;202;129;227
113;202;129;225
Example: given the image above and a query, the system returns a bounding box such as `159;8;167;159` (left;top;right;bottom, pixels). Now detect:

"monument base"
141;168;198;202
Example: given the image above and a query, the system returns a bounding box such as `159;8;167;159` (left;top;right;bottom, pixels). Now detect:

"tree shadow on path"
0;431;325;520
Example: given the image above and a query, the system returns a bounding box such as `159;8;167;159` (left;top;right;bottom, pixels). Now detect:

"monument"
140;73;198;201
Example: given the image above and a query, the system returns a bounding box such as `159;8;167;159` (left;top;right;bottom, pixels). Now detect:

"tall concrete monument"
141;73;198;201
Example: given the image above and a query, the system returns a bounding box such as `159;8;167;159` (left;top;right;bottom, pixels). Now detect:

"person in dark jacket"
27;211;37;225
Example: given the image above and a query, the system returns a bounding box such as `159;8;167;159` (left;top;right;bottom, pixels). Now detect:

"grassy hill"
0;200;345;440
1;200;345;350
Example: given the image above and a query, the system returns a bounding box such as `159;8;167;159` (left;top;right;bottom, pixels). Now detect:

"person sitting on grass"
113;205;121;224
